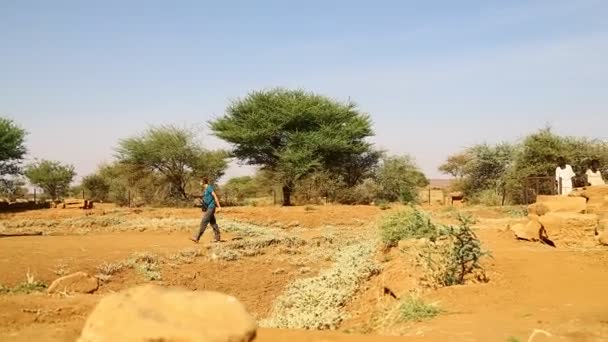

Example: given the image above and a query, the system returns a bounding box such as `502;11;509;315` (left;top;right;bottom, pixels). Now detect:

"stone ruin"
510;185;608;248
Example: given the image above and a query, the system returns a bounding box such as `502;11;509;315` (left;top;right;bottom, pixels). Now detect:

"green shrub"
471;189;502;206
399;187;419;204
418;215;490;287
375;199;391;210
380;207;439;247
398;294;441;322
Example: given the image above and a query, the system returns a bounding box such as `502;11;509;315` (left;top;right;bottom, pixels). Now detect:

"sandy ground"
1;205;607;341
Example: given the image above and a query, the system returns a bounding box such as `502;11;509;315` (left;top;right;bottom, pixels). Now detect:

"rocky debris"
78;284;257;342
528;195;586;215
597;231;608;246
538;213;599;247
570;185;608;214
511;219;542;241
47;272;98;294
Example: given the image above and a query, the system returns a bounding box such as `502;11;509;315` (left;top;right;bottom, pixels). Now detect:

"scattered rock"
529;195;587;215
511;219;542;241
538;213;599;247
48;272;99;294
78;285;256;342
598;231;608;246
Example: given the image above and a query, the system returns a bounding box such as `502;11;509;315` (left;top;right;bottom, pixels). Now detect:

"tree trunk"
282;184;292;206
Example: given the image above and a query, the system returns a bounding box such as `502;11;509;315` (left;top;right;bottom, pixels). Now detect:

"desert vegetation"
1;88;608;342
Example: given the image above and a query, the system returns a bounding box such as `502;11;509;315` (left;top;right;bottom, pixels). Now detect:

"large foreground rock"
78;284;257;342
538;213;599;247
48;272;98;294
528;195;587;215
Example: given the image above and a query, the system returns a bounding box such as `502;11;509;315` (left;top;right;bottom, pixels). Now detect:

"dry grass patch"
260;241;381;330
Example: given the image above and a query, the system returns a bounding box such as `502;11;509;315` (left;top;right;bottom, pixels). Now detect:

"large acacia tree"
116;125;229;201
0;117;27;191
210;88;376;205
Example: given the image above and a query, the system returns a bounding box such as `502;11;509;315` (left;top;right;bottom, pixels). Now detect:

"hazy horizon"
2;0;607;183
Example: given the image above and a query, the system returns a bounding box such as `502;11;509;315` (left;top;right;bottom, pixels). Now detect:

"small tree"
222;176;259;203
438;152;472;179
116;125;229;202
25;160;76;200
377;155;428;203
82;174;111;201
210;88;376;205
440;143;514;204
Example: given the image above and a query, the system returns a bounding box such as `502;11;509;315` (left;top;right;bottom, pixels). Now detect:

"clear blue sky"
2;0;607;181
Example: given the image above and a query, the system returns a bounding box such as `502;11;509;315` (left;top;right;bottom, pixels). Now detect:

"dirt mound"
78;284;257;342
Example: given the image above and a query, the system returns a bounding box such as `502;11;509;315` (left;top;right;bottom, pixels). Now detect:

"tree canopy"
210;88;376;205
25;160;76;200
376;155;429;203
0;117;27;191
439;127;608;205
115;125;229;202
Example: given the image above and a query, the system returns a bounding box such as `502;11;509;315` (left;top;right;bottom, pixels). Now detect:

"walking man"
191;178;222;243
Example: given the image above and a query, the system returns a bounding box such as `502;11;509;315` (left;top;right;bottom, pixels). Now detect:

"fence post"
34;188;37;203
559;178;563;195
428;187;431;205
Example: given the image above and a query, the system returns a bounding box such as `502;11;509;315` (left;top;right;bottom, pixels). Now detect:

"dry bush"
166;247;202;265
210;247;241;261
124;252;162;281
95;261;125;282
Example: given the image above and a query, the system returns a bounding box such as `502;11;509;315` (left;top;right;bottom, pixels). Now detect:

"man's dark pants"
193;207;220;242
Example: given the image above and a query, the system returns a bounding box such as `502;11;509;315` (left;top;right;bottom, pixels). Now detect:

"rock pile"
511;186;608;247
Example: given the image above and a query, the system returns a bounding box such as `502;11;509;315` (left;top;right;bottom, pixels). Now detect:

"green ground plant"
418;215;490;287
1;271;47;294
380;207;440;247
398;294;441;322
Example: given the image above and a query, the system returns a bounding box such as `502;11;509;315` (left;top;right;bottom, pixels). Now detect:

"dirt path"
343;229;608;341
423;230;608;341
0;231;207;286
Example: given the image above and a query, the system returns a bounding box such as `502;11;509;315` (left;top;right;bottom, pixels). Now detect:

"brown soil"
1;205;607;341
